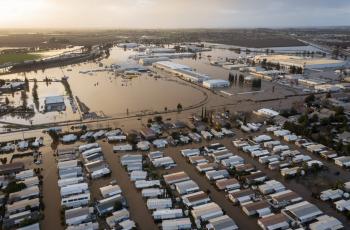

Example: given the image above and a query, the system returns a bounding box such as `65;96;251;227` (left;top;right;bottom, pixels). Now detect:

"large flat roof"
154;61;192;70
255;55;345;67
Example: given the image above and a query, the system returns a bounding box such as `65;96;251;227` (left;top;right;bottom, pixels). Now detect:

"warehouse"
44;96;66;112
191;202;223;222
153;61;192;71
175;180;200;195
146;48;176;54
202;79;230;89
254;55;346;70
175;68;211;83
206;215;238;230
139;57;170;65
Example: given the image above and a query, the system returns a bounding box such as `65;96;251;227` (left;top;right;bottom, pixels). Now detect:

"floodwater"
0;47;208;125
0;46;303;126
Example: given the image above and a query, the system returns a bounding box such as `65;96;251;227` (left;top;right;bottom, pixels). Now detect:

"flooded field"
0;46;305;126
0;47;209;125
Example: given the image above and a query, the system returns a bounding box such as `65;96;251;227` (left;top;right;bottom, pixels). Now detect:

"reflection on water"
0;47;208;125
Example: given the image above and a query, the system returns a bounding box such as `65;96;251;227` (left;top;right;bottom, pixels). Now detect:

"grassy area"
0;53;41;65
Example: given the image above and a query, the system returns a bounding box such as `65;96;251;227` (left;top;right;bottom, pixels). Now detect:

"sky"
0;0;349;29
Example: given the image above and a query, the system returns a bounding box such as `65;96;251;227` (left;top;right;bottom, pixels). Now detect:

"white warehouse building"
202;79;230;89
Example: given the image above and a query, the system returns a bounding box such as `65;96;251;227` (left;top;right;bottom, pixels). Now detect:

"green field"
0;53;42;65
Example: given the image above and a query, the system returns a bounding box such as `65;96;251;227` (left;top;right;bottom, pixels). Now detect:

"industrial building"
254;55;346;69
202;79;230;89
44;96;66;112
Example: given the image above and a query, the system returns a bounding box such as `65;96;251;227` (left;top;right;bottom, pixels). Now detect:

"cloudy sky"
0;0;349;28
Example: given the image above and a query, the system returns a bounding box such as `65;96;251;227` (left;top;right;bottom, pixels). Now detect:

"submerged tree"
21;90;28;108
32;79;39;111
5;97;9;105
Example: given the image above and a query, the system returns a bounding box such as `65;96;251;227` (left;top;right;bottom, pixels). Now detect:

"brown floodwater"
0;47;209;125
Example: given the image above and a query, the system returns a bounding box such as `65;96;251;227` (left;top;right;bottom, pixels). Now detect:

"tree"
5;97;9;105
154;115;163;123
304;94;316;106
126;133;138;145
21;90;28;108
5;182;26;194
24;77;29;91
32;79;39;111
177;103;183;111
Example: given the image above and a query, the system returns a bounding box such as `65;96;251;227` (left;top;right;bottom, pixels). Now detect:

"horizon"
0;0;349;29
